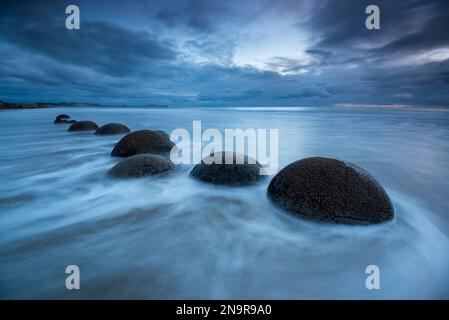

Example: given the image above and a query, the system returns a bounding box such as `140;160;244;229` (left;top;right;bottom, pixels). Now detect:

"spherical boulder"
67;120;99;132
190;151;264;186
108;154;175;178
54;114;75;124
267;157;394;225
95;123;130;135
55;114;70;121
54;119;76;124
111;130;174;157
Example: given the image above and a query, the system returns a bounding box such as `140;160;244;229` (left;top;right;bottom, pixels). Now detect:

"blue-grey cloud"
0;0;448;107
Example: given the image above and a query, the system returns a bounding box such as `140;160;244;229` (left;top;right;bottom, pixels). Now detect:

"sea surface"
0;106;449;299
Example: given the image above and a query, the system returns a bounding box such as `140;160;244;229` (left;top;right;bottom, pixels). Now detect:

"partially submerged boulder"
267;157;394;225
95;123;130;135
190;151;264;186
54;114;75;124
111;130;174;157
108;154;175;178
55;119;76;124
55;114;70;121
67;121;99;132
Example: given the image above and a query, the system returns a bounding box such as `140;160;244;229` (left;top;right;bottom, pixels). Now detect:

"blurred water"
0;106;448;299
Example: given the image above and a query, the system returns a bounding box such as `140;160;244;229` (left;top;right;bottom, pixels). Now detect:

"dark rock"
55;114;70;121
108;154;175;178
111;130;174;157
190;151;264;186
54;119;76;124
67;120;99;132
54;114;75;124
95;123;130;135
267;157;394;225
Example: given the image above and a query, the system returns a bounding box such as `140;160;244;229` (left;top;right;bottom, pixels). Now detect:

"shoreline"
0;102;54;110
2;101;448;112
0;101;169;110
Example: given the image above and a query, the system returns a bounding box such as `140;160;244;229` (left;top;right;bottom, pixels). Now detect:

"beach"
0;106;449;299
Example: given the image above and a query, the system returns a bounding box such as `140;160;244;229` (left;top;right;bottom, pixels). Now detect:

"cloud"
182;38;236;65
0;15;177;77
154;0;235;33
0;0;448;107
303;0;449;64
264;57;312;75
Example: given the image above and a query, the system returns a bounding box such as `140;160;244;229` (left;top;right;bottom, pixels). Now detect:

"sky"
1;0;448;107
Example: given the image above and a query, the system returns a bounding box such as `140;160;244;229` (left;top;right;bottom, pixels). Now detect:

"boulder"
267;157;394;225
190;151;264;186
54;114;75;124
108;154;175;178
95;123;130;135
67;120;99;132
55;114;70;121
54;119;76;124
111;130;174;157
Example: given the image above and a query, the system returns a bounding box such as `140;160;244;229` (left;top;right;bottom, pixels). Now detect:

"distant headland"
0;101;54;109
0;101;168;109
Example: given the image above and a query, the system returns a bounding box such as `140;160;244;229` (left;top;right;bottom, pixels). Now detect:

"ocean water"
0;106;449;299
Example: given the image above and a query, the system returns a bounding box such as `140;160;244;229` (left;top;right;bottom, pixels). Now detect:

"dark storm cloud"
377;11;449;55
156;9;213;32
299;0;449;106
0;2;177;78
0;0;448;106
305;0;449;62
154;0;234;33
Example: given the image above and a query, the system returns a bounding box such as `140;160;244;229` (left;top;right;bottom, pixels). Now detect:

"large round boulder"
190;151;264;186
67;121;99;132
111;130;174;157
108;154;175;178
267;157;394;225
95;123;130;135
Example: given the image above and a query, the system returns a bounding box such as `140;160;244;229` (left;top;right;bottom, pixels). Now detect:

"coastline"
0;101;54;110
0;101;169;110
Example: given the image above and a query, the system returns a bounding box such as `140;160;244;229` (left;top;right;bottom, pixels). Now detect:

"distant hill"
0;101;168;109
0;101;54;109
55;102;105;108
